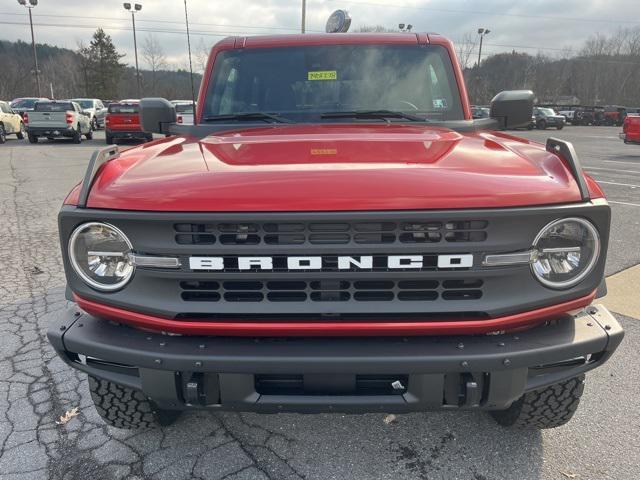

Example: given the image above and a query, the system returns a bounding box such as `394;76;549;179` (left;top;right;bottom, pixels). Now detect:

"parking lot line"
604;160;640;166
592;179;640;188
586;166;640;174
608;200;640;207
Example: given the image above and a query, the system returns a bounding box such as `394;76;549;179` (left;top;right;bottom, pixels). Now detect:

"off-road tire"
0;124;6;144
536;119;547;130
490;375;585;429
85;130;93;140
28;133;38;144
88;376;181;429
16;123;25;140
72;125;82;144
106;134;114;145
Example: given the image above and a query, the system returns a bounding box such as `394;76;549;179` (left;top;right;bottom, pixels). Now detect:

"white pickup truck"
25;100;93;144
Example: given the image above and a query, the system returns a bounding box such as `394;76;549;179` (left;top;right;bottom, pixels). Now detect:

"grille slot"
179;279;483;303
174;220;488;245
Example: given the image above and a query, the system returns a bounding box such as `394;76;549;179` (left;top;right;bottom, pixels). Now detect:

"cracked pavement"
1;129;639;480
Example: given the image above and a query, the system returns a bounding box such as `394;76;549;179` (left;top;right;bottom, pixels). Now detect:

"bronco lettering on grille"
188;255;473;271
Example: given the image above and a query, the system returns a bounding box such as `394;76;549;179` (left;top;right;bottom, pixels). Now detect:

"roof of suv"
226;32;443;49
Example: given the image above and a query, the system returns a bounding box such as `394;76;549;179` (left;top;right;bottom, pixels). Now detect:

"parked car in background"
602;106;625;127
10;97;49;118
533;107;565;130
105;101;152;144
24;100;92;143
0;100;26;143
558;109;575;124
71;98;107;130
620;114;640;144
171;100;196;125
470;106;490;119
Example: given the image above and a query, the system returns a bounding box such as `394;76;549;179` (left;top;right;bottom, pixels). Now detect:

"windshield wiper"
202;112;293;123
320;110;427;122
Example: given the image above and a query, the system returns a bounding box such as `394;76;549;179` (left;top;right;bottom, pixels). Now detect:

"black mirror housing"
490;90;535;129
140;98;177;134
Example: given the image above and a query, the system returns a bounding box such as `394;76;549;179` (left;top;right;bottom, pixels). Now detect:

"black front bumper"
48;305;623;413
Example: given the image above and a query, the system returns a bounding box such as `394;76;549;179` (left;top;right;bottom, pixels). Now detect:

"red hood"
78;124;591;211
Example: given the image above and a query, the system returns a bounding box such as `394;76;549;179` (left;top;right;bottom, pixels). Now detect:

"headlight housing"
68;222;134;291
531;217;600;289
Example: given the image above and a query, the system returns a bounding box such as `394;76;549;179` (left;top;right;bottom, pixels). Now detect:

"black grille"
180;279;483;303
175;220;488;245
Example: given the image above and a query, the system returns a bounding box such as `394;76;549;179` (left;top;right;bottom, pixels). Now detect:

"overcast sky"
2;0;639;70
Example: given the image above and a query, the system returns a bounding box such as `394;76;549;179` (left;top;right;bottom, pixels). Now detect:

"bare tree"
455;34;477;70
195;38;211;74
142;34;167;95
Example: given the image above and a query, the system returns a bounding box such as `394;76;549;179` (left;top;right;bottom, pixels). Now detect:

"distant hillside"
0;39;202;101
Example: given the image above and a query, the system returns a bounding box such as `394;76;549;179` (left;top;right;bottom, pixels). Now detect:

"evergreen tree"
78;29;125;99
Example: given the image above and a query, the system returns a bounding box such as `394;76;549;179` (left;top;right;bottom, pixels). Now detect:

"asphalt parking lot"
0;126;639;480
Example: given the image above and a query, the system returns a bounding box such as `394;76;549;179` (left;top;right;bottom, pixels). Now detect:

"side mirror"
140;98;177;134
490;90;535;129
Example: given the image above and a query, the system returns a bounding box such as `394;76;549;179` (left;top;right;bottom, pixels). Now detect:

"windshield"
539;108;556;116
35;102;74;112
203;44;463;122
11;99;38;109
74;100;94;109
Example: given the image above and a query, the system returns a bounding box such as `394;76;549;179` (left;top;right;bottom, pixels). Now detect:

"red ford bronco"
620;114;640;145
49;33;623;430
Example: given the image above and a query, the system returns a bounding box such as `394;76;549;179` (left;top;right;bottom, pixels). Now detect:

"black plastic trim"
47;304;623;412
78;146;120;208
546;138;590;202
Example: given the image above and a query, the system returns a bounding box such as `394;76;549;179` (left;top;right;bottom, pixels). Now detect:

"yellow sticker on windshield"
308;70;337;81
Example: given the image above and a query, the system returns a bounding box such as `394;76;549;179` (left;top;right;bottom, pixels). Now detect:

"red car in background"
620;114;640;144
104;101;152;144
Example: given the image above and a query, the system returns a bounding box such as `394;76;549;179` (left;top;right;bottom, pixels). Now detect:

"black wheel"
28;133;38;144
536;120;547;130
88;376;181;429
490;375;585;429
106;134;114;145
527;123;535;130
85;129;93;140
556;124;564;130
145;134;154;142
0;124;6;144
16;123;26;140
72;125;82;144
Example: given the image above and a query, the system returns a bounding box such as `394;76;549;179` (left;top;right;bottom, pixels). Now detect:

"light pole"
301;0;306;33
477;27;490;67
123;2;142;98
17;0;41;97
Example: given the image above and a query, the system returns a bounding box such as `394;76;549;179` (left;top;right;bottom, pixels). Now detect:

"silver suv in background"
71;98;107;130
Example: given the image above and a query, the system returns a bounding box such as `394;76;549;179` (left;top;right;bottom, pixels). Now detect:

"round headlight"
531;217;600;289
68;222;134;291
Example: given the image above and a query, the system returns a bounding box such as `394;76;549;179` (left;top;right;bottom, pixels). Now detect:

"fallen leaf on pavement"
56;407;79;425
383;414;397;425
